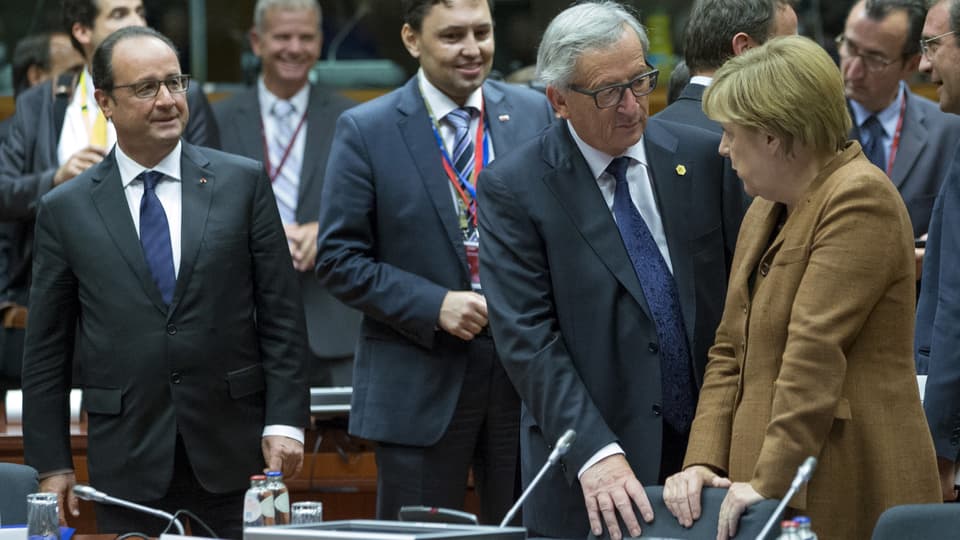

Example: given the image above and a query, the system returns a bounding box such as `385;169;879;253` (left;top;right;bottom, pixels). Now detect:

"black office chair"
0;462;39;525
871;503;960;540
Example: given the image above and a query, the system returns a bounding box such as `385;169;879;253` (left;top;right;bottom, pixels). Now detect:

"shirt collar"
689;75;713;87
117;140;183;188
257;77;311;117
849;81;906;135
565;120;648;180
417;68;484;121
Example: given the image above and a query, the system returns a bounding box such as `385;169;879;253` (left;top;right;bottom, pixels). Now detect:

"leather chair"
0;462;39;525
871;503;960;540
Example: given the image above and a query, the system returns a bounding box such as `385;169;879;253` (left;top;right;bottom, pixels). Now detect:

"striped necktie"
269;100;300;224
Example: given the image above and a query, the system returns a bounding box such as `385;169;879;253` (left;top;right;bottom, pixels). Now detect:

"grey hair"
253;0;322;33
536;1;649;88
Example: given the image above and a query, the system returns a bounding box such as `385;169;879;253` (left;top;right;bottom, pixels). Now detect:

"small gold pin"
199;177;208;184
676;165;687;176
498;114;510;122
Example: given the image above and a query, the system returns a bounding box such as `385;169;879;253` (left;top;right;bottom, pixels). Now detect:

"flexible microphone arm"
499;429;576;527
73;484;185;535
754;456;817;540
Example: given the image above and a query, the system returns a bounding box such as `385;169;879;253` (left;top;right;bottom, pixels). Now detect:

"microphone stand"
499;429;576;527
754;457;817;540
73;484;186;535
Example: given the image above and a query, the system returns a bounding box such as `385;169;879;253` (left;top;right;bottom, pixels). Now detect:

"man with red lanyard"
315;0;553;524
838;0;960;248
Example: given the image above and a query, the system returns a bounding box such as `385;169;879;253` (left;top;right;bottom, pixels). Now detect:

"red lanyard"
885;92;907;176
260;109;308;183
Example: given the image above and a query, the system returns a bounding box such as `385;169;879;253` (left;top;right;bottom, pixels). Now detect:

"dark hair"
401;0;493;32
12;33;53;98
863;0;927;57
667;60;691;105
683;0;790;73
951;0;960;36
62;0;99;57
91;26;178;92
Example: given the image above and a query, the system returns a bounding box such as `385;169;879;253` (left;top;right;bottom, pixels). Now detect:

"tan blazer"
684;142;940;540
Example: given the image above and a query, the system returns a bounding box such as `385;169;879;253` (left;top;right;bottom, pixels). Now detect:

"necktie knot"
446;107;474;130
271;100;296;119
139;170;164;192
606;156;631;185
862;115;884;139
861;115;887;170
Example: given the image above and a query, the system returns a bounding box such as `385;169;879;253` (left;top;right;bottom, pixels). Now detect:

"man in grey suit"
316;0;553;524
22;26;308;538
478;3;745;539
215;0;360;386
654;0;797;133
839;0;960;239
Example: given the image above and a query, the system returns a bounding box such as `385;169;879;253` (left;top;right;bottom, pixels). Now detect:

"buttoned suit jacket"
21;142;309;500
849;91;960;237
315;77;554;447
214;84;361;359
477;117;745;537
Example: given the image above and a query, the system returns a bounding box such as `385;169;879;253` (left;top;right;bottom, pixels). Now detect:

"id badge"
464;231;482;293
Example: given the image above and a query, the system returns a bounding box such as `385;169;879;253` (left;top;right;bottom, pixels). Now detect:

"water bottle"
243;475;275;528
793;516;818;539
776;520;800;540
265;470;290;525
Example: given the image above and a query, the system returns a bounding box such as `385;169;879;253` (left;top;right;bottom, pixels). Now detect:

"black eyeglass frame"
111;74;191;99
568;68;660;109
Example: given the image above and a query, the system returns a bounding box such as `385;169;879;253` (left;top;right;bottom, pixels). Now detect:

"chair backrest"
0;462;39;525
871;503;960;540
636;486;781;540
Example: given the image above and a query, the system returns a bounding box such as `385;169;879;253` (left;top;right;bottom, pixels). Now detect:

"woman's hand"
716;482;764;539
663;465;732;528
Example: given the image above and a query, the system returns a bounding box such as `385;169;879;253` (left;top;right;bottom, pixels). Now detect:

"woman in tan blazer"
662;35;941;540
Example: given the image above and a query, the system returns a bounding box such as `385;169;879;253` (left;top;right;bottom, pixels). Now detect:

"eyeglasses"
834;35;897;73
920;30;957;58
112;74;191;99
569;69;659;109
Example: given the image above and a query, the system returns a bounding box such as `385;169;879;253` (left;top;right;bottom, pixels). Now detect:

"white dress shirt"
58;67;117;165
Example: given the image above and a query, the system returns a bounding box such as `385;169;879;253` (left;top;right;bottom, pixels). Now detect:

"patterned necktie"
270;100;300;224
608;157;695;432
860;115;887;172
446;107;477;236
139;170;176;305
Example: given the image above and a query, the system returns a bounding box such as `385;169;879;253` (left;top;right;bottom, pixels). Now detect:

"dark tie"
860;115;887;171
139;170;175;305
447;107;476;179
608;157;695;432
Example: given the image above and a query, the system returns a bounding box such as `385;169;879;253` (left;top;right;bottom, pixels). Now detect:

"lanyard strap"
260;108;309;183
77;70;100;140
885;91;907;176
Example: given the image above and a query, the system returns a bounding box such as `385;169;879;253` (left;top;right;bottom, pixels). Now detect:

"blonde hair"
703;35;851;157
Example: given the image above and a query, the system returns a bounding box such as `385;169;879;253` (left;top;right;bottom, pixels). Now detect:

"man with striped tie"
316;0;554;524
214;0;360;387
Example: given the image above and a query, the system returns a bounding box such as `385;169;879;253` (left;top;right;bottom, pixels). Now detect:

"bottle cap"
794;516;811;525
250;474;267;480
266;470;283;478
781;520;797;529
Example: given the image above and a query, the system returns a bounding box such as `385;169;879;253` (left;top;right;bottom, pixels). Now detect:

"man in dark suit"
215;0;360;386
21;26;308;538
478;3;745;539
839;0;960;240
654;0;797;133
0;0;219;391
315;0;553;524
915;0;960;503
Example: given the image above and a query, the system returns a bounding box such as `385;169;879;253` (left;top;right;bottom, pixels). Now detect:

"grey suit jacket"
316;77;554;446
478;117;745;537
214;84;361;359
849;90;960;237
22;142;309;500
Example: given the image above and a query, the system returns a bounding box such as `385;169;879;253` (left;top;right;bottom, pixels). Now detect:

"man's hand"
53;146;107;186
580;454;653;540
716;482;764;540
663;465;732;528
438;291;487;340
262;435;304;479
937;456;958;502
39;472;79;525
285;222;319;272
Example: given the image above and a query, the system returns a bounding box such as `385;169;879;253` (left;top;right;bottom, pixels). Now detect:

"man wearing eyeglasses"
476;3;743;539
20;26;308;538
915;0;960;504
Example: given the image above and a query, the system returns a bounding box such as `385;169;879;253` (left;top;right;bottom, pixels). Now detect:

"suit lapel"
232;89;265;163
889;93;925;189
540;123;653;320
170;143;214;316
483;82;517;155
298;85;338;219
89;152;168;314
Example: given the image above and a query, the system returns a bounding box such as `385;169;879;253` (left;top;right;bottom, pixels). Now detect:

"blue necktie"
139;170;175;305
861;115;887;171
608;157;695;432
446;107;478;236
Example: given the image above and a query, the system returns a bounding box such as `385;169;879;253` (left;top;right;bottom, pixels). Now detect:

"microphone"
499;429;576;527
73;484;185;535
754;456;817;540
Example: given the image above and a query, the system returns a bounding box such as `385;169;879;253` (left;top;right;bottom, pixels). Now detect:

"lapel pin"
199;177;208;184
675;164;687;176
498;114;510;122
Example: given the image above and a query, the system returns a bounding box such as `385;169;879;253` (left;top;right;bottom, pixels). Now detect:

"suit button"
652;404;662;416
759;262;770;276
648;342;659;353
170;371;182;384
166;324;177;335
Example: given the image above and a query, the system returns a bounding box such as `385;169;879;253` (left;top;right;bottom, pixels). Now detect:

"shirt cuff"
578;443;625;479
262;425;305;444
